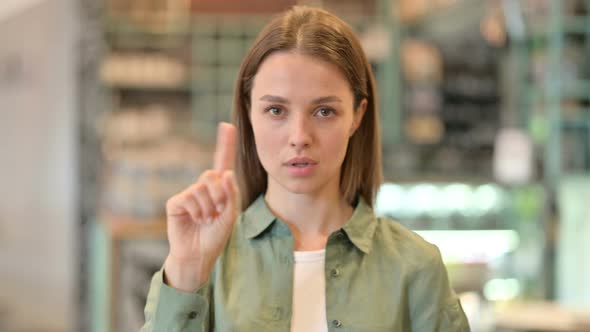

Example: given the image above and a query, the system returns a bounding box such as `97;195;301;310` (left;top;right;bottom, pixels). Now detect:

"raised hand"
163;122;240;292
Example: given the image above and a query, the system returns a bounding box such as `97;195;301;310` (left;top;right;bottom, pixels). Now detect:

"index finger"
213;122;237;171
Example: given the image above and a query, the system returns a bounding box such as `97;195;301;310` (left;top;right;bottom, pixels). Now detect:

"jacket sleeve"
140;268;212;332
408;245;471;332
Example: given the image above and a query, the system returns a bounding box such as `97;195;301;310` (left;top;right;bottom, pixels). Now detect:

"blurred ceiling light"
416;230;520;264
484;278;521;301
375;183;406;218
472;184;505;216
442;183;473;216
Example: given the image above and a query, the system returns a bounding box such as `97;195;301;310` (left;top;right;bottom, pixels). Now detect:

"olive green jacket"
141;195;470;331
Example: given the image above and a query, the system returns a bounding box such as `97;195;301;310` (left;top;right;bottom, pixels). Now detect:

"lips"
285;157;318;167
284;156;318;176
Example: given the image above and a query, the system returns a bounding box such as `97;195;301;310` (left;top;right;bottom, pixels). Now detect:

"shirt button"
272;307;283;320
330;268;340;278
332;319;342;327
188;311;199;319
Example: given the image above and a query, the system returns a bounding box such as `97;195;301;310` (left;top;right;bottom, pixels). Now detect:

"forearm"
141;268;212;332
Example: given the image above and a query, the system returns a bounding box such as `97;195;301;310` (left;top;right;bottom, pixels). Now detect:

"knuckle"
206;181;224;197
200;169;218;181
192;183;208;195
165;195;178;209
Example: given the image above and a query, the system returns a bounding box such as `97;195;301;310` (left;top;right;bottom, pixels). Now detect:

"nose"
289;113;312;150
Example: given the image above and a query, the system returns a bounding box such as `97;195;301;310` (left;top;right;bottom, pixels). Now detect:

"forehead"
251;51;353;100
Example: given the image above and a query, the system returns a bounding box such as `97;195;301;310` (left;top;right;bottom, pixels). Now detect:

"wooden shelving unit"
99;214;167;240
91;214;168;332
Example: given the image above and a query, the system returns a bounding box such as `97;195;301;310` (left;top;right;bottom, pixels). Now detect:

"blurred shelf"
526;80;590;102
102;82;192;92
563;16;590;34
528;16;590;37
99;213;167;240
104;15;191;36
105;37;191;50
104;16;192;50
401;0;484;40
562;116;590;130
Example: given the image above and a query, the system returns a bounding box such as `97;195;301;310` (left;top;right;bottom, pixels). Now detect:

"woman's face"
250;51;366;197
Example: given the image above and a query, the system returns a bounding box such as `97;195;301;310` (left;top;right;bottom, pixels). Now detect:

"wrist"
163;255;212;292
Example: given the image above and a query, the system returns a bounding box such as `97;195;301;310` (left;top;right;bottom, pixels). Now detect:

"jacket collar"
243;194;378;254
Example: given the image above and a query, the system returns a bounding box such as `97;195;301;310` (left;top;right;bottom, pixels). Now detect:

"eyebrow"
259;95;342;104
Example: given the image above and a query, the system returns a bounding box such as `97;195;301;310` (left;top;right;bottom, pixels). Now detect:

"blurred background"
1;0;589;331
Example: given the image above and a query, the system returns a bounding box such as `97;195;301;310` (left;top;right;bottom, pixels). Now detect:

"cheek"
324;129;352;166
251;118;279;166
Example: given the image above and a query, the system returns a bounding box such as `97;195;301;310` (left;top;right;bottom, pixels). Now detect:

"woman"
142;6;469;332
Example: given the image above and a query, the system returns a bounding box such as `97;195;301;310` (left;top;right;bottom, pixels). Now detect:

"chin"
284;185;319;195
265;166;340;196
275;174;336;196
281;180;320;194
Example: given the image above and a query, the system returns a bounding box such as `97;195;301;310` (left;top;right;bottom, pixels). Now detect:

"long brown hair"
233;6;382;208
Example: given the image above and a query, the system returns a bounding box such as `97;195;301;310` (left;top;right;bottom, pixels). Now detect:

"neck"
264;183;354;251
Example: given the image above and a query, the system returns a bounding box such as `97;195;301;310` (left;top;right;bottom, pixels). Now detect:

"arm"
408;245;470;332
140;268;212;332
141;123;237;331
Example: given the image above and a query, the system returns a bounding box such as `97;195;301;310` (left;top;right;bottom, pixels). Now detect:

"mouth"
285;157;318;167
285;158;318;176
285;157;318;168
290;162;313;168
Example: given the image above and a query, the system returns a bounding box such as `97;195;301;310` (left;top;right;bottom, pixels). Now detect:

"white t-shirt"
290;249;328;332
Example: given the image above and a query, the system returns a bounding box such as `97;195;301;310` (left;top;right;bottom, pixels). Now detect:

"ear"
350;98;368;137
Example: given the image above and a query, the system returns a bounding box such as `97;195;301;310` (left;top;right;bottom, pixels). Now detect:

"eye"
316;107;335;117
266;106;284;116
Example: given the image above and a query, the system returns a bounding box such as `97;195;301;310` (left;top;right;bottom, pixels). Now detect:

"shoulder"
373;216;443;271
